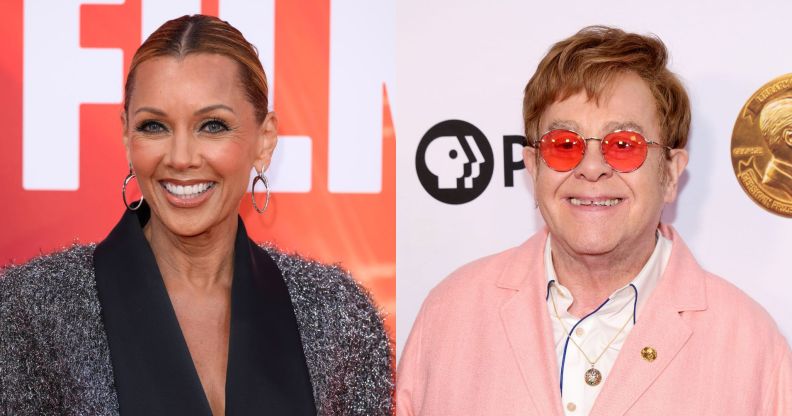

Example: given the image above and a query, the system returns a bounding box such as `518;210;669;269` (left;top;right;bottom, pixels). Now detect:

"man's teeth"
163;182;215;198
569;197;622;207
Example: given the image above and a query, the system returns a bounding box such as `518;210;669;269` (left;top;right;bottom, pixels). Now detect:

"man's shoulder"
694;269;790;355
702;271;781;328
422;244;526;309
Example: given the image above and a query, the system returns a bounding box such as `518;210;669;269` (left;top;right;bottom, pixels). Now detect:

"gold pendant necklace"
584;367;602;386
549;282;634;387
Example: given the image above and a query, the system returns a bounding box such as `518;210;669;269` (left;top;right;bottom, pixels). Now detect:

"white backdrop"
395;0;792;359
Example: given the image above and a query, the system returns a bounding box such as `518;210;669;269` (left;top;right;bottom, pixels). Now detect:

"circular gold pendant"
585;367;602;386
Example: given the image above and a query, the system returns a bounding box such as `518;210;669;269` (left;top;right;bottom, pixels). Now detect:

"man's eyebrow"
546;120;580;132
605;121;646;135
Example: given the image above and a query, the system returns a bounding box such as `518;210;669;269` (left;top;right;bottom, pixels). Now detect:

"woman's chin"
148;198;236;239
155;215;222;238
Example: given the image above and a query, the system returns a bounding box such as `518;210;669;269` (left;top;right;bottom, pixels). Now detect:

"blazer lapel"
497;230;565;416
589;226;707;416
95;207;316;415
94;205;212;415
225;219;316;414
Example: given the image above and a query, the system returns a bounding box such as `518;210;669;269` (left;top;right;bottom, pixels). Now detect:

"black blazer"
0;207;393;415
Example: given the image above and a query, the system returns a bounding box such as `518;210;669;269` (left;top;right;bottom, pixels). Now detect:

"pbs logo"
416;120;494;204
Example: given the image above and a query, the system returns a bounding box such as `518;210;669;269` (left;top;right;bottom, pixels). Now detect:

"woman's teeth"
569;197;622;207
162;182;215;199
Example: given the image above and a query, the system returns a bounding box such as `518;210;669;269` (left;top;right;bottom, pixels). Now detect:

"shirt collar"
544;230;672;320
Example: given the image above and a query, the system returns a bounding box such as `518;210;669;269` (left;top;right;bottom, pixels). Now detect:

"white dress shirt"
545;232;672;415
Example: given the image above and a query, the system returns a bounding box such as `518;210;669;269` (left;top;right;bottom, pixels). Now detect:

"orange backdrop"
0;0;395;337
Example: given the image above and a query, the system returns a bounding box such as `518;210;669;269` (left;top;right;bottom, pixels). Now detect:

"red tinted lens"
539;130;585;171
601;131;648;172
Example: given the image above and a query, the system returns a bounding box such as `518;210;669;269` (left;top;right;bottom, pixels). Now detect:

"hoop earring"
251;171;271;214
122;168;144;211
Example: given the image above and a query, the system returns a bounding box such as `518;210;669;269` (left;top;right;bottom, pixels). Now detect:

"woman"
0;15;392;415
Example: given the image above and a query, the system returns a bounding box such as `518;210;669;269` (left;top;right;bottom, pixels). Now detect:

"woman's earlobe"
254;112;279;173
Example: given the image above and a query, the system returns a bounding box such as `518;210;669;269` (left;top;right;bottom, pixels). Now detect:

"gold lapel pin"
641;346;657;362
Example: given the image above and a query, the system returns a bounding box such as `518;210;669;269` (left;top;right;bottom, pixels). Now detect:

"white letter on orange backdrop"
328;0;395;193
23;0;123;190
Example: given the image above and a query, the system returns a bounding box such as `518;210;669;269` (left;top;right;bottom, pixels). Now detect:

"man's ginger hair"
523;26;690;151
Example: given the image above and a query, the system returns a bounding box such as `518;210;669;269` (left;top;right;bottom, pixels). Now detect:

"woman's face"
124;53;276;237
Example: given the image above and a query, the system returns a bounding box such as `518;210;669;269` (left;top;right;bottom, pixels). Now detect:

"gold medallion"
731;73;792;217
584;367;602;386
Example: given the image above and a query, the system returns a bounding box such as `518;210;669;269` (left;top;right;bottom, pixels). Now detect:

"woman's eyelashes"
134;118;232;135
136;120;167;134
200;118;231;134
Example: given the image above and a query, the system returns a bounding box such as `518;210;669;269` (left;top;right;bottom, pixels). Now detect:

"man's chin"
553;231;621;257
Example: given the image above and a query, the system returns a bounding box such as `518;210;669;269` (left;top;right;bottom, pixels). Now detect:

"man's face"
524;72;688;258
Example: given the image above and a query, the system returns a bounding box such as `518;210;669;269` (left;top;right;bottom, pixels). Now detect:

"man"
397;26;792;415
759;97;792;201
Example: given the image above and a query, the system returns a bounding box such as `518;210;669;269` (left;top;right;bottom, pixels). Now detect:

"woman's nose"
165;130;200;170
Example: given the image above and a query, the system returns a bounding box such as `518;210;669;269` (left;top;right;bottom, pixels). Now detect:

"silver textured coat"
0;244;393;415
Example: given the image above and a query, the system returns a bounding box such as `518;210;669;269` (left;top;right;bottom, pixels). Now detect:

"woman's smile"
159;180;218;208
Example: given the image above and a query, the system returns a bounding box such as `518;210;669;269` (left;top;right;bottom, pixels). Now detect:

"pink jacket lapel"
590;226;707;415
496;229;565;416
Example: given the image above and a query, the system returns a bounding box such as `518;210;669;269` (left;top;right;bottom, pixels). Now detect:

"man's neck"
550;233;656;317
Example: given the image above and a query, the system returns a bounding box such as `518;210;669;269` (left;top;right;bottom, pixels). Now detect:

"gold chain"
549;282;634;366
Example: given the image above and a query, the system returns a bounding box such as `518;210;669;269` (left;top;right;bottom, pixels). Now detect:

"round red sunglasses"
536;129;671;173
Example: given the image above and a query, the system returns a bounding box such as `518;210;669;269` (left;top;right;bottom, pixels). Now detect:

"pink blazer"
397;226;792;415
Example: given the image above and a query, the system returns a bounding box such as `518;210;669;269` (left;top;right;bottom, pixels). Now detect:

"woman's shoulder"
262;245;379;313
1;244;97;304
260;245;394;414
1;244;99;327
1;244;118;414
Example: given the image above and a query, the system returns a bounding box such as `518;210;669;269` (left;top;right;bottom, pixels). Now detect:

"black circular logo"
416;120;494;204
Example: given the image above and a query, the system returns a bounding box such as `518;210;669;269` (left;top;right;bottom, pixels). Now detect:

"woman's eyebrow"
134;106;166;116
195;104;235;115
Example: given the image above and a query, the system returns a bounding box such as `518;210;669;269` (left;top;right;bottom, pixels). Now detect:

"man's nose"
573;139;613;182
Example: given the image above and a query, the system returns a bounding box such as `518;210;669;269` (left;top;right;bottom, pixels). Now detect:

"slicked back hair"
124;14;269;122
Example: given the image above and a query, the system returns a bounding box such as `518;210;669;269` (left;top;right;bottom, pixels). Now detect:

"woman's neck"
143;214;237;290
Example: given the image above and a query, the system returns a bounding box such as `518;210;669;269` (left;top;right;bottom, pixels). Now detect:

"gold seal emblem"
641;346;657;362
731;73;792;217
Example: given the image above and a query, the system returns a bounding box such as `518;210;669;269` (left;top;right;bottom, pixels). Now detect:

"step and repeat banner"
395;0;792;357
0;0;395;333
3;0;791;360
